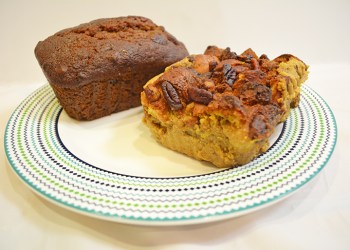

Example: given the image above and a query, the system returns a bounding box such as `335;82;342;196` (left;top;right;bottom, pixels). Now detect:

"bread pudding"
141;46;308;167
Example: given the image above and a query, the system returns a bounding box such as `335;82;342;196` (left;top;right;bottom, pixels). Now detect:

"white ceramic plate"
4;84;337;225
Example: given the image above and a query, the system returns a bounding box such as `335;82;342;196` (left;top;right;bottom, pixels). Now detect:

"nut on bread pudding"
141;46;309;168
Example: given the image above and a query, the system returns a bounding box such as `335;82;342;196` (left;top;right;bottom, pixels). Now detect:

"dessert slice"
141;46;308;167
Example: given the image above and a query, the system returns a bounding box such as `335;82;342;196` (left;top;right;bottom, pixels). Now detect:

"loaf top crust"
34;16;189;87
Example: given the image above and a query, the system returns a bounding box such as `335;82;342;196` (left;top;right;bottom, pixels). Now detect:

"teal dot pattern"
4;84;337;225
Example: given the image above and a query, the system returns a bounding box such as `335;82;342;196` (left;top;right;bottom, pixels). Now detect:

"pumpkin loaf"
35;16;189;120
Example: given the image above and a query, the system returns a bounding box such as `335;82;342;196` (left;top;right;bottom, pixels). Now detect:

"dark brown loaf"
34;16;189;120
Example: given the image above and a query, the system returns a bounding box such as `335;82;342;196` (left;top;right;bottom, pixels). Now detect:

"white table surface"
1;0;349;249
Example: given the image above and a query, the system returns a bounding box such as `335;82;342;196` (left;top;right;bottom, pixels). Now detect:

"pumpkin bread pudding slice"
141;46;308;168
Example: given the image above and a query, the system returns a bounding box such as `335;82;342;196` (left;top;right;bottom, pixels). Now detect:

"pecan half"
188;86;213;105
223;64;237;86
161;81;183;110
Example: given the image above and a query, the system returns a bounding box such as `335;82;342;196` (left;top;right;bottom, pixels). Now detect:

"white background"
0;0;349;249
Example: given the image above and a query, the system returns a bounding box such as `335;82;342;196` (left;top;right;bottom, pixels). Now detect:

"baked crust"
35;16;189;120
141;46;308;168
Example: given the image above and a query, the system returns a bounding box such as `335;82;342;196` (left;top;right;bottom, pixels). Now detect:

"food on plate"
35;16;189;120
141;46;309;167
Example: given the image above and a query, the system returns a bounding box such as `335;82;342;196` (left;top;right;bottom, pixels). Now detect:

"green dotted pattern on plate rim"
4;84;337;224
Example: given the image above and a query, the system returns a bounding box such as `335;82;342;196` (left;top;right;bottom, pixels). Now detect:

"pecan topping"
223;64;237;86
188;86;213;105
210;63;237;88
161;81;183;110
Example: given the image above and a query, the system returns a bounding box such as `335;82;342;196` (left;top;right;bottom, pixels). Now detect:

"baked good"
35;16;189;120
141;46;308;168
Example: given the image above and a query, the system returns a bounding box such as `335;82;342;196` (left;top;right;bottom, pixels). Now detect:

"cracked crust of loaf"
141;46;308;168
35;16;189;120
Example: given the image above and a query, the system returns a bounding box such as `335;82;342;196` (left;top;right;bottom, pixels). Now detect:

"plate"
4;84;337;225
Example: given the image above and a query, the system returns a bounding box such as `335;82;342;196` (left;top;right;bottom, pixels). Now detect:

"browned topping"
161;81;183;110
213;93;245;112
260;59;279;71
188;86;213;105
144;85;160;102
221;47;238;60
215;83;232;93
263;104;282;125
217;59;246;68
209;61;218;72
237;54;253;63
238;70;267;84
234;81;272;105
190;54;220;75
251;58;260;70
204;46;223;58
240;48;258;59
259;54;269;60
146;47;303;124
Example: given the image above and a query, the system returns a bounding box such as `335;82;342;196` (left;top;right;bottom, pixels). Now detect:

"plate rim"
4;84;338;225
